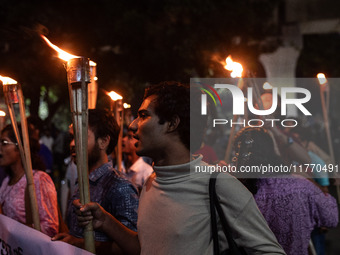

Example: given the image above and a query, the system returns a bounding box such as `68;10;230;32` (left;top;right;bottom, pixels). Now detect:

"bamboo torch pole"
88;61;98;109
1;77;41;231
116;99;123;172
40;35;96;253
223;77;244;163
66;57;95;253
108;91;123;172
223;56;244;163
317;73;340;203
316;74;339;200
317;74;335;164
0;111;5;131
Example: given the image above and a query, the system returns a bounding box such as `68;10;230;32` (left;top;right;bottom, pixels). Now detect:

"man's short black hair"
88;109;120;155
144;81;206;151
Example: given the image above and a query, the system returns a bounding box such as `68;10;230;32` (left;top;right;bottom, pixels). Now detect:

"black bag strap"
209;172;220;254
209;172;247;255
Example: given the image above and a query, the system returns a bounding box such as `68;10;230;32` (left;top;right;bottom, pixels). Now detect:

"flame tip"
42;35;79;61
108;91;123;101
123;103;131;109
317;73;327;85
0;75;18;85
224;55;243;78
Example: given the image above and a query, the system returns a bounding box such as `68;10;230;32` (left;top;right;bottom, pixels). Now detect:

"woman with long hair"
0;124;59;237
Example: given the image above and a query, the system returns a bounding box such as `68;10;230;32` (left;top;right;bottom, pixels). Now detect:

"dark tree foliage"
0;0;292;126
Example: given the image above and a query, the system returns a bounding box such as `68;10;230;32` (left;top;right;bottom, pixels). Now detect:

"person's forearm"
271;127;310;164
286;142;311;164
100;213;140;255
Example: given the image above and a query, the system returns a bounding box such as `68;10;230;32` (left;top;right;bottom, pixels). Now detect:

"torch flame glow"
224;55;243;78
123;103;131;109
90;61;97;67
263;82;273;90
317;73;327;85
108;91;123;101
0;75;18;85
41;35;79;61
0;110;6;117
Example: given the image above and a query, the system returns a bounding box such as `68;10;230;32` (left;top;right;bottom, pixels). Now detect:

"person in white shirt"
122;128;153;192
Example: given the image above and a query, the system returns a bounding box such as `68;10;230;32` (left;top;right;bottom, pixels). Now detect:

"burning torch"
317;73;340;203
0;110;6;131
89;61;98;109
41;36;95;253
223;56;244;163
108;91;123;172
317;73;335;164
0;75;41;231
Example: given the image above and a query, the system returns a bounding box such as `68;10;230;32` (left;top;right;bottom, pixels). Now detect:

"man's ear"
98;135;110;151
167;115;180;133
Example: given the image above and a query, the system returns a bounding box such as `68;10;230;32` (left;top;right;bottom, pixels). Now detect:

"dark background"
0;0;339;131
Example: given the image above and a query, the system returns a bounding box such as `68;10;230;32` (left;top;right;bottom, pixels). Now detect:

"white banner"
0;215;93;255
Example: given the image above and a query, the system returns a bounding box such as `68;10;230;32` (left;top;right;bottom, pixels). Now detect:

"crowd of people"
0;81;338;255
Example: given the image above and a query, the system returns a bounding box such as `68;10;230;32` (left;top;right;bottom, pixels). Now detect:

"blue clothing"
67;162;139;241
39;143;53;171
308;151;329;186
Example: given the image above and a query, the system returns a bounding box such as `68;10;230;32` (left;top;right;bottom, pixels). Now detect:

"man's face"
70;127;100;169
122;130;137;155
129;95;167;159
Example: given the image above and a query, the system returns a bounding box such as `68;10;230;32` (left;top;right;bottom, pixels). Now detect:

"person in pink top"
0;124;59;237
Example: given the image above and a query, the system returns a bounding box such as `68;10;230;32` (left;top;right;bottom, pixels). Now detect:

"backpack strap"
209;172;247;255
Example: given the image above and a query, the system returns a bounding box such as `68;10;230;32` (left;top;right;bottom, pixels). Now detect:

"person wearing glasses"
0;124;59;237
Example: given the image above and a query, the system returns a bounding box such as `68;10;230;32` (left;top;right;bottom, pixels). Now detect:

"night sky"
0;0;339;130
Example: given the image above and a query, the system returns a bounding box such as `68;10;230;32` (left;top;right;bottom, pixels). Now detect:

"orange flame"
41;35;79;61
224;55;243;78
317;73;327;85
108;91;123;101
123;103;131;109
0;75;18;85
0;110;6;117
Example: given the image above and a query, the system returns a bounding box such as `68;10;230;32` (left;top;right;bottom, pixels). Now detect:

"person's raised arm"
73;200;140;255
269;125;311;164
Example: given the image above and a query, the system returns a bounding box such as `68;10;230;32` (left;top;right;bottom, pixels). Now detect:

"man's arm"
269;126;310;164
73;200;140;255
307;141;332;165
